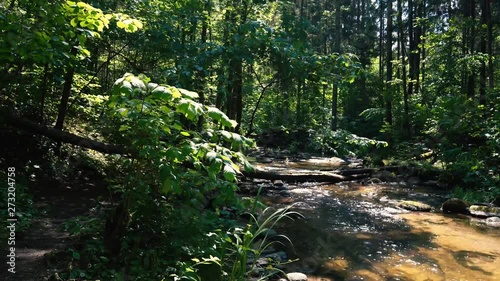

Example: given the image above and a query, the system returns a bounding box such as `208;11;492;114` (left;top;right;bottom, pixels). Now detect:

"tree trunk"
296;78;303;127
486;0;493;90
385;0;393;127
54;45;78;131
414;0;423;96
408;0;415;99
479;0;487;105
332;0;341;131
379;0;385;108
398;0;410;138
463;0;476;99
39;63;50;124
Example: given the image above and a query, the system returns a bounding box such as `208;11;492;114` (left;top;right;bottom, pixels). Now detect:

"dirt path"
1;171;107;281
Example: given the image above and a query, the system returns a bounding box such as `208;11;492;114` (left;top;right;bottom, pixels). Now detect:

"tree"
385;0;394;128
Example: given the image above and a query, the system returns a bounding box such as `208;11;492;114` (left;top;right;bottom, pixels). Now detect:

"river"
258;180;500;281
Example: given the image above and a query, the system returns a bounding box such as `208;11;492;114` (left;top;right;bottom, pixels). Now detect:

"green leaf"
223;164;237;182
179;88;199;99
168;87;182;99
72;251;80;260
152;86;174;101
206;151;217;162
116;21;126;29
117;108;128;117
220;130;232;140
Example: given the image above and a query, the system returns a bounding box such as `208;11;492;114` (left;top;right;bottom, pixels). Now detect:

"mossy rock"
442;198;470;214
397;201;432;212
469;205;500;217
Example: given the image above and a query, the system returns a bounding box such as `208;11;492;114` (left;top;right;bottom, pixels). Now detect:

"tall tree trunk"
197;0;211;130
414;0;423;96
408;0;415;99
234;59;243;132
331;0;341;131
379;0;385;108
463;0;476;99
485;0;493;90
296;78;303;127
54;46;78;131
332;84;339;130
421;0;427;105
39;63;50;124
385;0;393;126
479;0;487;105
398;0;410;138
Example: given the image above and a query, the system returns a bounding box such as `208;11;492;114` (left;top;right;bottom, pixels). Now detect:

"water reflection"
261;183;500;281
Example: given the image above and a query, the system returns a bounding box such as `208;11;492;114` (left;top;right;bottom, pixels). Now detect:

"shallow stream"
259;178;500;280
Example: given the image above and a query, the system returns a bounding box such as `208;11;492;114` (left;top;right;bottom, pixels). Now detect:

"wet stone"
442;198;470;214
485;217;500;227
273;180;285;187
397;200;432;212
286;272;308;281
383;206;410;215
264;251;287;262
469;205;500;217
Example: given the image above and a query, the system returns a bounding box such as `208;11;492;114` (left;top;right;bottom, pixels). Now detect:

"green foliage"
224;204;301;281
172;201;302;281
307;128;388;158
0;173;38;245
106;73;253;205
54;73;256;280
450;186;498;205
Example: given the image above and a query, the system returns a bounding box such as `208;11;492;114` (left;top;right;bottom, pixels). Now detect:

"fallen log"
337;166;404;176
1;111;131;155
243;167;350;183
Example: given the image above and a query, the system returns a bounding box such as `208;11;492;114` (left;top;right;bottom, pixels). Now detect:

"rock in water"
286;272;308;281
442;198;470;214
372;170;398;182
469;205;500;217
485;217;500;227
397;200;432;212
273;180;284;187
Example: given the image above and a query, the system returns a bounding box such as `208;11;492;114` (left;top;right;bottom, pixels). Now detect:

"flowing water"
260;182;500;281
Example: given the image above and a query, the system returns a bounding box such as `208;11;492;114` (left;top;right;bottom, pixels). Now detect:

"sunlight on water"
264;183;500;281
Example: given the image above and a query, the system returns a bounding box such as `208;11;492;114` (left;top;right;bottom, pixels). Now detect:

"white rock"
273;180;285;186
286;272;308;281
486;217;500;227
469;205;500;217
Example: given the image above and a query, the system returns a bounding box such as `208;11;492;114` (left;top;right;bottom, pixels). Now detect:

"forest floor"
0;167;107;281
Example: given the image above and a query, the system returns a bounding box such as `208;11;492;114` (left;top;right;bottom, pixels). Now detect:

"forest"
0;0;499;280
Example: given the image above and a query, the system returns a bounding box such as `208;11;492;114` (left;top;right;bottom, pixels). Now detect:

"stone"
442;198;470;214
485;217;500;227
264;251;287;262
383;206;410;214
469;205;500;217
273;180;284;186
286;272;308;281
407;176;422;186
261;157;273;163
256;257;269;267
372;170;398;182
397;200;432;212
